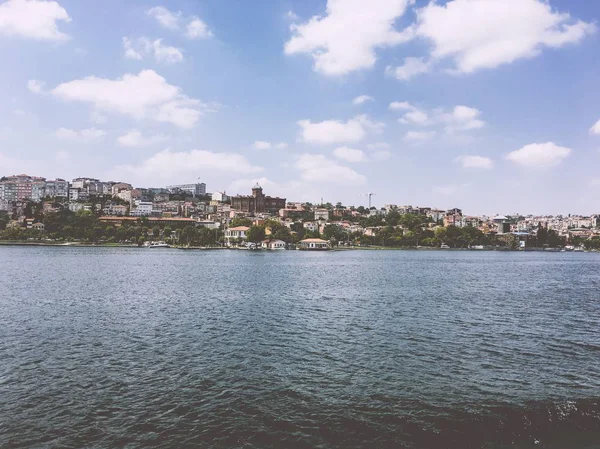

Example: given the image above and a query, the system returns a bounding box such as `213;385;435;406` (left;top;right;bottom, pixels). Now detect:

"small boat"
146;241;170;248
440;244;450;249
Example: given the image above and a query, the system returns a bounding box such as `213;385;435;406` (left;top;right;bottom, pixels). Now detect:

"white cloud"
296;153;366;184
12;109;27;117
0;0;71;41
147;6;212;39
286;11;299;21
55;127;106;142
27;79;46;94
589;119;600;135
147;6;180;30
56;150;69;160
353;95;374;105
388;101;413;111
404;131;436;142
116;129;169;148
387;57;431;81
284;0;414;76
456;155;494;169
252;141;288;150
112;149;263;185
89;111;108;125
589;178;600;187
51;69;206;129
413;0;596;75
186;17;212;39
395;103;485;132
298;115;384;145
399;109;430;126
367;142;390;150
443;105;485;132
123;37;184;64
506;142;572;168
333;146;367;163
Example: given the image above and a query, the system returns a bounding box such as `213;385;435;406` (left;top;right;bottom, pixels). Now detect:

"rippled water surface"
1;247;600;449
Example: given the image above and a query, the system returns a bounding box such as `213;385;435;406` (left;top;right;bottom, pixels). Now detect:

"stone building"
230;184;286;215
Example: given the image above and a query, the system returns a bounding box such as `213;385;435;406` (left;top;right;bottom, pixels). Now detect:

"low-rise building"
314;208;330;221
261;239;286;250
297;238;330;250
224;226;250;246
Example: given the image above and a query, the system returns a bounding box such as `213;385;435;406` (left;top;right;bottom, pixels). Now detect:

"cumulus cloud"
413;0;595;75
404;131;436;142
456;155;494;169
51;70;206;129
27;79;46;94
298;115;384;145
353;95;374;106
284;0;414;76
0;0;71;41
55;127;106;142
112;149;263;185
394;103;485;132
123;37;184;64
186;17;212;39
147;6;212;39
333;146;367;163
252;141;288;150
506;142;572;167
296;153;366;184
388;101;413;111
116;129;169;148
442;106;485;132
387;57;431;81
590;119;600;135
147;6;180;30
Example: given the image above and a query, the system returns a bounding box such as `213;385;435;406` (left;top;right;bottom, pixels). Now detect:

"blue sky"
1;0;599;215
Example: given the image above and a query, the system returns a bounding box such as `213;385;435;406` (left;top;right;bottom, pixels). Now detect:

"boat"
440;244;450;249
146;241;171;248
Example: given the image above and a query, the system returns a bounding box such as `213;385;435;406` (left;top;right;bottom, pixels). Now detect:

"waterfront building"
297;238;330;250
224;226;250;246
261;239;286;250
167;182;206;197
230;184;286;215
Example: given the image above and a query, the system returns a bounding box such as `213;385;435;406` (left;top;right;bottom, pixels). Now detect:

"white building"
314;208;330;221
224;226;249;246
130;201;153;217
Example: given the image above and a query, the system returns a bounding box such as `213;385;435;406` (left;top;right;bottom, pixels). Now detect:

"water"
1;247;599;449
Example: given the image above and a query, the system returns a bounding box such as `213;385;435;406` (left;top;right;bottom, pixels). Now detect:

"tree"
230;217;253;227
246;225;266;243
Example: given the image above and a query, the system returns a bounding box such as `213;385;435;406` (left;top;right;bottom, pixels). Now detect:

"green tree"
247;225;266;243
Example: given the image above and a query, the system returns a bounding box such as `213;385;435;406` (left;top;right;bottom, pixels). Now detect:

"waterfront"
1;247;599;448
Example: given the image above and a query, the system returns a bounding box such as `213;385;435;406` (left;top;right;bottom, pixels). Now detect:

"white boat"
146;241;170;248
440;244;450;249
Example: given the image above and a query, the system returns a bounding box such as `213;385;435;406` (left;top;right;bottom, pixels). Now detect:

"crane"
363;192;376;208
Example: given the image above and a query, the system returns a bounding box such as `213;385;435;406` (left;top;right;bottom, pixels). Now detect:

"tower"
252;183;265;213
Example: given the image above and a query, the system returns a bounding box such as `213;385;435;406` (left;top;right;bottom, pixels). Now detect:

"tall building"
166;182;206;197
0;174;46;201
45;179;69;199
231;184;286;214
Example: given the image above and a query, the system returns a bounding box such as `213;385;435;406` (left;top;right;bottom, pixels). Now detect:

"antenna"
363;193;376;208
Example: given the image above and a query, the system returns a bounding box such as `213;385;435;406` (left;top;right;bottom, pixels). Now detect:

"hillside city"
1;173;600;250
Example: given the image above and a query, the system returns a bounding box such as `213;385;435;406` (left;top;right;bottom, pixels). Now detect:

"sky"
0;0;600;215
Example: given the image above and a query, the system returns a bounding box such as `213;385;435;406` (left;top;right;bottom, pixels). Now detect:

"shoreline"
0;241;596;253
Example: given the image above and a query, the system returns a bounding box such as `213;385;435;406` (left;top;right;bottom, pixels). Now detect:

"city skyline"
1;0;600;215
